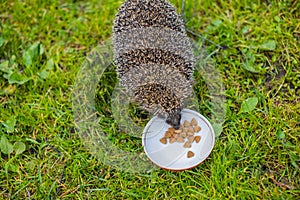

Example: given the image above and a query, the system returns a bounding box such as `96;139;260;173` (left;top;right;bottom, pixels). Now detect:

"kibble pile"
160;118;201;158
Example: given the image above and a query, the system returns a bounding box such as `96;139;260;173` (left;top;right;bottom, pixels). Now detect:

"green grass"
0;0;299;199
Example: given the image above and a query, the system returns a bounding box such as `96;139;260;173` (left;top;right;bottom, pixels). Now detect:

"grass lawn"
0;0;299;199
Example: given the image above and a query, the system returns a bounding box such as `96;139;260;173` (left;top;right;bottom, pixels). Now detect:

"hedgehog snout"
166;111;182;130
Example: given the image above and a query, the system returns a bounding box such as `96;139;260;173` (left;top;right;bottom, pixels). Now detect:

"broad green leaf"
38;70;48;79
212;19;222;27
13;141;26;155
0;60;12;74
274;16;281;23
242;63;260;73
259;40;276;51
0;135;13;155
28;42;40;57
23;51;32;67
0;37;4;47
245;50;256;63
212;123;223;137
38;58;54;79
11;55;16;61
45;58;54;70
39;43;44;55
7;72;29;85
23;42;44;66
2;116;16;133
242;50;261;73
276;129;285;139
241;26;250;35
240;97;258;113
3;73;11;80
8;164;18;172
28;42;43;59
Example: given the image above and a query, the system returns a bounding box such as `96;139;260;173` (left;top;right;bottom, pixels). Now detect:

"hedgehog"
112;0;195;129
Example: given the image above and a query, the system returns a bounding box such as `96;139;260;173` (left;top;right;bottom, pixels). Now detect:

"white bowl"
142;109;215;171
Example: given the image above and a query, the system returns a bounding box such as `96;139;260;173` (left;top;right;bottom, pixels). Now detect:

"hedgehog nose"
173;124;180;130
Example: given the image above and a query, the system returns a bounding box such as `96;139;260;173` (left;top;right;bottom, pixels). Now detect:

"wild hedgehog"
112;0;195;129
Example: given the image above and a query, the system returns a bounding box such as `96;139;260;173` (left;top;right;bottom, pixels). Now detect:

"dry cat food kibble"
159;137;167;144
194;136;201;143
187;151;195;158
183;141;192;148
159;118;202;158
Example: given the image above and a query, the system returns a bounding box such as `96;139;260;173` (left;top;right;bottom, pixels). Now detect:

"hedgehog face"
166;109;182;130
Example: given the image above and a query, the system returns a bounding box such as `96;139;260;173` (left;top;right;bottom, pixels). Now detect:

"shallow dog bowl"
142;109;215;171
